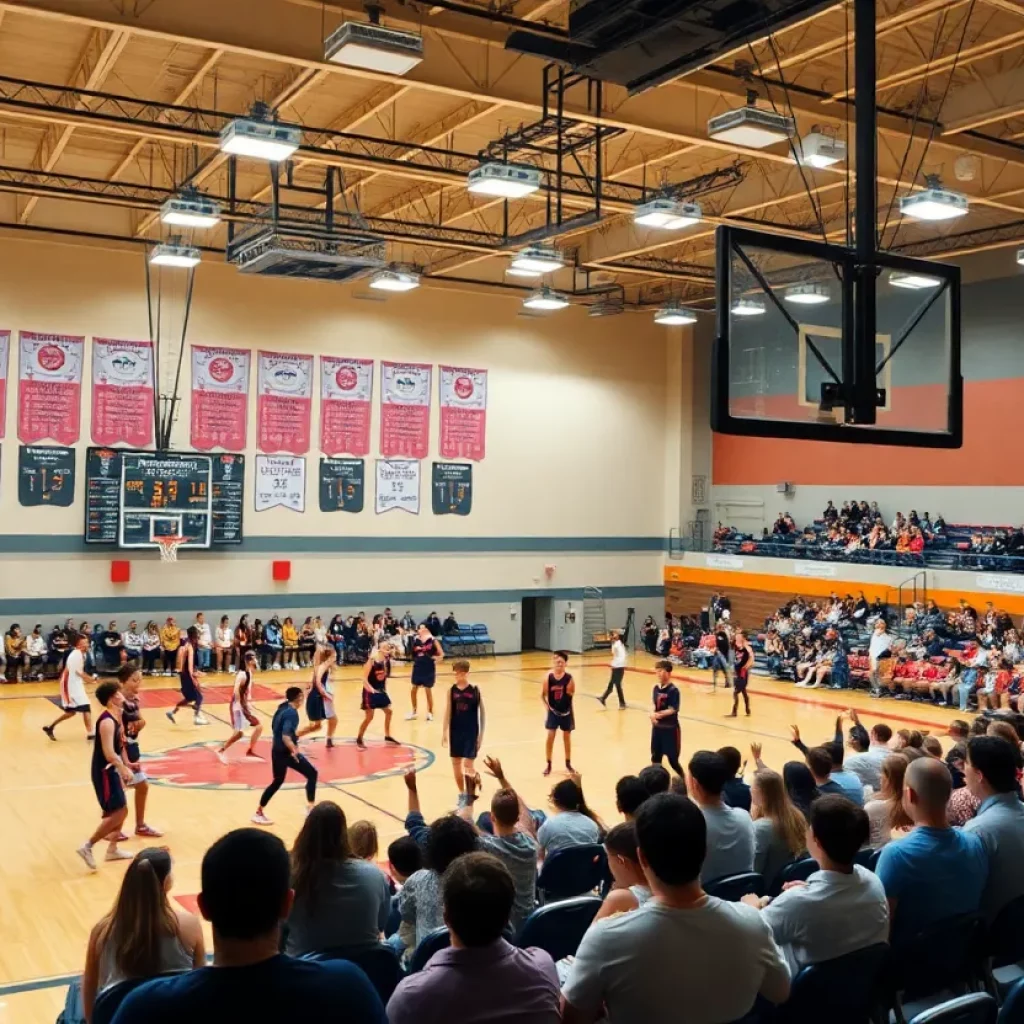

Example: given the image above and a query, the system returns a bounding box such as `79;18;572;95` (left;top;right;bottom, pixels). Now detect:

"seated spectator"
26;624;46;680
141;621;161;676
537;778;604;859
744;795;888;972
348;820;380;863
876;759;988;945
638;764;671;797
593;821;652;923
749;763;807;890
781;761;820;818
121;621;144;664
963;735;1024;921
285;802;391;956
719;746;751;811
843;712;892;792
387;852;560;1024
763;630;784;677
791;724;865;806
112;829;386;1024
863;755;913;848
686;751;754;882
615;774;650;820
82;847;205;1021
561;794;790;1024
4;623;28;681
442;612;460;636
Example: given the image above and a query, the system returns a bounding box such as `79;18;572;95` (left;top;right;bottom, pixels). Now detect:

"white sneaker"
405;712;417;721
426;713;434;722
194;714;209;726
251;811;273;826
214;750;228;764
76;843;97;871
105;846;134;862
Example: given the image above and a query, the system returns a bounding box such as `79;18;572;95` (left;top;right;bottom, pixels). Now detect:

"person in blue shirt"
792;722;864;806
263;617;283;671
110;828;385;1024
876;758;988;945
251;687;317;827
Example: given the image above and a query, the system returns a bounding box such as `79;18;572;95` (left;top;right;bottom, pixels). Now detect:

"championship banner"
375;459;421;515
0;330;9;440
258;350;313;455
191;345;250;451
91;338;155;448
380;361;431;458
439;366;487;461
18;331;84;446
255;455;305;513
321;356;373;456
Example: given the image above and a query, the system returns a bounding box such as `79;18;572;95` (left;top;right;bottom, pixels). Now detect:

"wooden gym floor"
0;650;959;1023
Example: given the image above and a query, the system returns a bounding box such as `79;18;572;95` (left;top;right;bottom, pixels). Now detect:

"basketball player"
650;659;683;776
357;642;399;748
76;680;134;870
299;645;337;748
215;650;264;763
729;630;753;718
542;651;575;777
442;659;485;802
43;632;95;740
118;662;163;838
252;686;317;826
167;625;207;726
407;623;444;721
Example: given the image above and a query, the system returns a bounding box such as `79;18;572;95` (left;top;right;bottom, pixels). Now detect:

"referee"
598;630;628;710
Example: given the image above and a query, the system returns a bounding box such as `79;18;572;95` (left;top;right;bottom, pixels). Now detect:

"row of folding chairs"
439;624;495;657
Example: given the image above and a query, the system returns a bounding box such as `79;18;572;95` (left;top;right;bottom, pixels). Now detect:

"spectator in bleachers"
842;712;891;791
801;745;864;808
954;641;990;711
867;619;892;695
25;624;46;681
686;751;754;883
442;612;460;636
424;611;443;636
863;755;913;848
561;794;790;1024
744;795;888;973
641;616;658;655
213;616;232;673
719;746;751;811
615;775;651;820
875;759;988;946
4;623;28;681
782;762;820;818
387;852;560;1024
537;778;604;859
639;764;671;798
748;761;807;890
284;802;391;956
112;829;386;1024
593;821;652;922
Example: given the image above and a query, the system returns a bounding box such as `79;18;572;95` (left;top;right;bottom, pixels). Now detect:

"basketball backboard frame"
711;224;963;449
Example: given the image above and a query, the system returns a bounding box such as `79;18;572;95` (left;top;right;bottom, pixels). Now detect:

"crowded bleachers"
713;499;1024;573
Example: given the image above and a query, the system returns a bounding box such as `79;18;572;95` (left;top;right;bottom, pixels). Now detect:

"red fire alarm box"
272;560;291;582
111;560;131;584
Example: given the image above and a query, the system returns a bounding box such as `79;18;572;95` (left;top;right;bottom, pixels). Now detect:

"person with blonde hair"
300;645;338;748
750;765;807;890
863;754;914;848
347;820;379;862
357;641;398;748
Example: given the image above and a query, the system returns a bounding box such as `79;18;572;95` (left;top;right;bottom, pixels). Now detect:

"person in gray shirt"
286;802;393;955
537;777;604;858
687;751;754;883
843;713;893;793
963;735;1024;921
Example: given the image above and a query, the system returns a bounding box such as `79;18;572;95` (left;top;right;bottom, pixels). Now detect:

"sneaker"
166;710;176;723
356;738;366;749
244;751;264;762
194;714;209;726
214;750;228;765
251;811;273;826
42;725;55;741
543;763;552;776
76;843;97;871
405;712;417;721
326;739;334;749
385;735;400;745
135;824;164;837
105;846;134;862
426;713;434;722
618;704;627;710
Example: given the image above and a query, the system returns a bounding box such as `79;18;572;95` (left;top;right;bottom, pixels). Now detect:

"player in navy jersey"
215;650;264;763
167;626;208;726
117;662;163;838
252;686;317;826
300;645;338;748
729;630;753;717
650;659;683;776
442;659;486;803
407;623;444;721
76;680;135;871
542;651;575;776
357;642;400;748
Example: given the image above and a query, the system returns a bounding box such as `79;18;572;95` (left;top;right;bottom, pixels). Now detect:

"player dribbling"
542;651;575;777
215;650;264;763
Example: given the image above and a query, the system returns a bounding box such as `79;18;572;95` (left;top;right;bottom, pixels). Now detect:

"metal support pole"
594;79;603;220
555;66;565;227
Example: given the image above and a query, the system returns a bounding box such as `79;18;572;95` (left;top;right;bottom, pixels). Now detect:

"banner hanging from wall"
18;331;84;446
255;455;305;513
191;345;250;451
91;338;155;448
432;462;472;516
375;459;420;515
319;457;364;513
18;444;75;507
258;351;313;455
0;331;9;440
439;366;487;461
321;356;373;456
380;361;431;458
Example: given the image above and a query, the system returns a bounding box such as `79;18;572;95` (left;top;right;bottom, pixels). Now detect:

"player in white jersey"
43;633;95;740
215;651;264;763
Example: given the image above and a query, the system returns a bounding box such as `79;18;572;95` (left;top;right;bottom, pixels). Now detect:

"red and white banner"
190;345;250;451
257;350;313;455
91;338;154;447
380;361;431;458
18;331;84;446
321;356;373;456
439;365;487;461
0;330;9;440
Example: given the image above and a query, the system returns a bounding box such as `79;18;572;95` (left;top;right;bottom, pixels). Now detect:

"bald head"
904;757;952;821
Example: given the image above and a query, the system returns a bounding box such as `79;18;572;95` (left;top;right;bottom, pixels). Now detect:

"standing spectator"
875;759;988;945
159;617;180;677
749;763;807;890
387;853;560;1024
641;616;658;655
963;736;1024;921
193;613;212;672
686;751;754;883
868;620;891;694
561;794;790;1024
744;796;888;973
712;624;733;689
863;755;913;848
111;829;386;1024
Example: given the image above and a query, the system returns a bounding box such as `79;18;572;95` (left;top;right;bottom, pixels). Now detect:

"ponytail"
104;849;176;979
551;779;607;838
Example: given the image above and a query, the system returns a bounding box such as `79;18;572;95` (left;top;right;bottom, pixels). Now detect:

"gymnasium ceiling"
2;0;1024;308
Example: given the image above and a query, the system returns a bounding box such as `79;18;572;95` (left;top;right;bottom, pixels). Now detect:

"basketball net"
156;536;186;563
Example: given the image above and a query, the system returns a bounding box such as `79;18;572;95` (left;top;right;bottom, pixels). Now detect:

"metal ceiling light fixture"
510;245;564;274
325;2;424;76
795;129;846;169
160;190;221;229
523;287;569;311
466;161;542;198
149;241;201;268
654;304;698;325
899;175;969;222
633;197;702;230
368;268;421;292
784;282;830;305
731;296;766;316
219;103;302;162
888;271;942;290
708;90;795;149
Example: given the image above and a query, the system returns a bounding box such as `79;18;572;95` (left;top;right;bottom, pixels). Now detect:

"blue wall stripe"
0;586;665;617
0;534;668;555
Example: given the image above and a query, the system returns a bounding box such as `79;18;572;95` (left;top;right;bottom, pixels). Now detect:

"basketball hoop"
155;535;186;563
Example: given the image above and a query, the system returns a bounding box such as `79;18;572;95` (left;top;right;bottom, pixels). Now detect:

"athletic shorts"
231;703;259;731
362;690;391;711
450;731;479;759
306;690;336;722
62;704;91;714
545;710;575;732
179;672;201;704
651;726;681;761
93;767;127;814
734;671;749;693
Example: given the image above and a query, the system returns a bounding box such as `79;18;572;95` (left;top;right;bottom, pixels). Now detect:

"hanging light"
1017;248;1024;267
505;266;543;279
368;269;420;292
731;296;766;316
219;105;302;162
466;161;542;198
784;282;830;305
160;193;221;229
149;242;201;268
899;176;968;222
888;271;942;290
795;130;846;169
708;91;795;149
510;245;563;274
523;287;569;311
654;304;698;325
633;198;702;230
